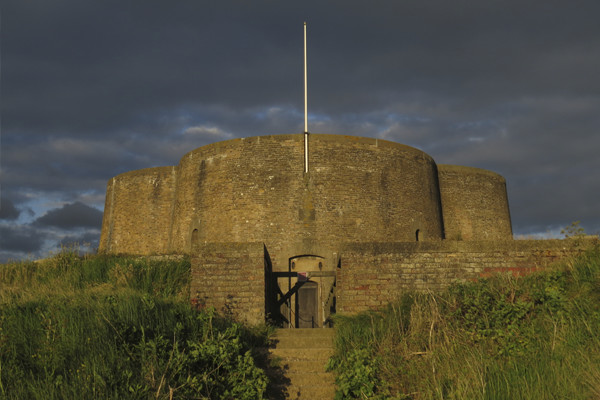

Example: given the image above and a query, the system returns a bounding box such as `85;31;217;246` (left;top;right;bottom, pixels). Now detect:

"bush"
327;247;600;399
0;252;269;399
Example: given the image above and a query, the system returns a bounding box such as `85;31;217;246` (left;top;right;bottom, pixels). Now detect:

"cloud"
1;0;599;260
0;225;45;254
183;125;233;139
0;198;20;220
34;202;103;229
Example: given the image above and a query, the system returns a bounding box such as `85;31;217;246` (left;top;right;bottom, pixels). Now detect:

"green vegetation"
561;220;587;240
327;246;600;399
0;251;269;399
4;245;600;399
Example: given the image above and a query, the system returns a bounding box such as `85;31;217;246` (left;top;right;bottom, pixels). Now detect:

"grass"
5;246;600;399
0;250;270;399
327;246;600;399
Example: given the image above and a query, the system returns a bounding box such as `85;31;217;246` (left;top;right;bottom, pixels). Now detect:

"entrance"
297;281;318;328
264;254;336;328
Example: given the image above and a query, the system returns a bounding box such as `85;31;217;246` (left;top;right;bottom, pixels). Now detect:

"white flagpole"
304;21;308;133
304;21;309;173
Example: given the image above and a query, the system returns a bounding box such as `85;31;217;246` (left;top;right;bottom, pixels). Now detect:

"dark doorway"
296;281;318;328
267;255;335;328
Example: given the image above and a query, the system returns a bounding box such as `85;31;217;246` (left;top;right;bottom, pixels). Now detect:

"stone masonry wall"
337;238;598;314
99;166;176;254
170;135;306;256
99;134;517;259
189;238;598;324
438;164;512;241
170;134;444;268
190;242;266;326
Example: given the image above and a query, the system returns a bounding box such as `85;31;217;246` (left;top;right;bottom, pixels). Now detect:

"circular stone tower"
168;134;445;263
99;134;513;264
437;164;513;240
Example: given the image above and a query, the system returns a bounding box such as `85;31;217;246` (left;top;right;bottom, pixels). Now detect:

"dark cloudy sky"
2;1;599;262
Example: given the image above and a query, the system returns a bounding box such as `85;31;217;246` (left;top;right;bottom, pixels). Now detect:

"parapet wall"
172;134;446;259
189;238;598;322
337;238;598;314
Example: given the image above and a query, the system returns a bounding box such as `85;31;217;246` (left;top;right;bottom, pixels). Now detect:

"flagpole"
304;21;308;133
304;21;309;173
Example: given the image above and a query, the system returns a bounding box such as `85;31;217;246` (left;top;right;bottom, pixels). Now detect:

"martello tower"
96;24;598;329
99;133;513;327
99;133;512;262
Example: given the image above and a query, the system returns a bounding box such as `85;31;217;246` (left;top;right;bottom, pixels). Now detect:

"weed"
0;251;269;399
327;246;600;399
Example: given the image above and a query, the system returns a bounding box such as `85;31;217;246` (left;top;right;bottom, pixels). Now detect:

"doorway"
296;281;319;328
265;254;336;328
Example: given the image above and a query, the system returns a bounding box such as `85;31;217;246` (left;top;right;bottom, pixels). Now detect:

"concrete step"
265;328;337;400
271;329;335;349
273;383;336;400
283;371;334;386
274;327;336;336
278;359;332;373
269;347;334;361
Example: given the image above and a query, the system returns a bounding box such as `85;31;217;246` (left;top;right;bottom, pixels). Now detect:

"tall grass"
328;247;600;399
0;251;269;399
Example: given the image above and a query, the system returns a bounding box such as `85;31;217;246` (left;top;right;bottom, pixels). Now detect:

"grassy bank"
0;251;269;399
327;247;600;399
4;247;600;399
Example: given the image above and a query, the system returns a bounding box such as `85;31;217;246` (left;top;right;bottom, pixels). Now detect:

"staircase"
267;328;336;399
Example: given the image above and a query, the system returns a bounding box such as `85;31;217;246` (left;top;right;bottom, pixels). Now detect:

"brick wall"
190;242;266;325
189;238;598;324
101;134;450;259
438;164;513;241
170;134;447;266
99;166;176;254
99;135;520;260
337;238;598;314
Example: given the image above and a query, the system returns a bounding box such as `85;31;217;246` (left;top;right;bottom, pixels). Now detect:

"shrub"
327;247;600;399
0;252;269;399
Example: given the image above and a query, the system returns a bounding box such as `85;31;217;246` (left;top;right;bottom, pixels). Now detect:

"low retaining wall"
190;238;599;323
191;242;266;325
337;238;599;314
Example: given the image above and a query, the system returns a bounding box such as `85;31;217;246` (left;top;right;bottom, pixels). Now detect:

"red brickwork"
190;239;598;323
337;238;598;314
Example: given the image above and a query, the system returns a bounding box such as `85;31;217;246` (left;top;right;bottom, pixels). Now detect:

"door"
297;281;319;328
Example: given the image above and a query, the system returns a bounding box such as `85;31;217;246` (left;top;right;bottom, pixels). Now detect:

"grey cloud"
2;137;151;197
34;202;103;229
0;225;45;254
0;198;20;220
1;0;599;260
5;1;600;141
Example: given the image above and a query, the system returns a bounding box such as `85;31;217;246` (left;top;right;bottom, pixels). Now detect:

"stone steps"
266;328;336;400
